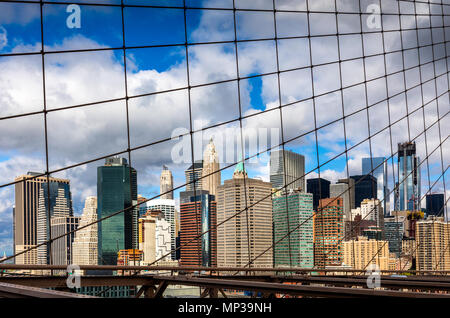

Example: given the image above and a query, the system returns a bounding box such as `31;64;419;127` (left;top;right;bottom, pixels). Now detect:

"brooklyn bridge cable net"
0;0;448;297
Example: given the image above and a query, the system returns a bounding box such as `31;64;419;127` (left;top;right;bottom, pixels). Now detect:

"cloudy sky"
0;0;448;256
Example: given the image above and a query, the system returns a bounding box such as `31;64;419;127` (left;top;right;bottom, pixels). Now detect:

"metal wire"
0;0;448;287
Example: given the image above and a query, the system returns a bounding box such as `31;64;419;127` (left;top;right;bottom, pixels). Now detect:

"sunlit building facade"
217;163;273;268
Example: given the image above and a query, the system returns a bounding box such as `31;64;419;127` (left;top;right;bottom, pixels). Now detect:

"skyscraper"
179;191;217;267
50;215;79;266
306;178;330;211
395;142;421;211
185;160;203;192
330;178;355;222
146;198;177;260
202;138;221;197
362;157;390;216
216;163;273;268
270;149;306;191
313;197;344;268
160;165;174;200
72;196;98;267
139;210;171;265
349;175;377;208
36;179;73;265
13;173;66;265
426;193;445;217
384;216;405;257
97;157;138;265
273;190;313;268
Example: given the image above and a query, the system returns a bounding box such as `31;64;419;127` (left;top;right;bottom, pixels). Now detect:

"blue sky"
0;0;448;256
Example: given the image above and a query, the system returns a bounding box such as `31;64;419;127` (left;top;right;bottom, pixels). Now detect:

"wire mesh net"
0;0;448;277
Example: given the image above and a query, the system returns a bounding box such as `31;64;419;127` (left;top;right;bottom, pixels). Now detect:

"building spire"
233;154;247;178
160;165;174;200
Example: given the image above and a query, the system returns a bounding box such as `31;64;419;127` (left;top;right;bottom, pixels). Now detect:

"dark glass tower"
362;157;389;216
306;178;330;211
349;175;377;208
97;157;138;265
426;193;444;216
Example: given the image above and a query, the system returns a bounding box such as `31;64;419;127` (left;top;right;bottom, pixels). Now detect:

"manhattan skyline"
0;0;448;262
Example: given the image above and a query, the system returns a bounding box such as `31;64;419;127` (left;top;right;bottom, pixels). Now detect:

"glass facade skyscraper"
395;142;421;211
306;178;330;211
273;191;314;268
349;175;377;208
384;217;405;257
362;157;390;216
97;157;138;265
270;150;305;191
426;193;445;217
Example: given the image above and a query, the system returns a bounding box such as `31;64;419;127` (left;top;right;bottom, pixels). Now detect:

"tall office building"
416;217;450;270
202;138;221;197
185;160;203;192
273;191;313;268
216;163;273;268
306;178;331;212
13;173;67;264
97;157;138;265
139;210;171;265
330;178;355;222
179;191;217;267
349;175;377;208
270;150;305;191
72;196;98;266
313;198;344;268
395;142;421;211
362;157;390;216
343;237;394;270
50;216;79;266
36;180;73;265
426;193;445;217
384;216;405;256
160;166;174;200
146;199;177;260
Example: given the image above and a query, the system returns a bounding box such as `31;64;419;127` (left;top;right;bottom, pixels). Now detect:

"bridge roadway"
1;273;450;298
